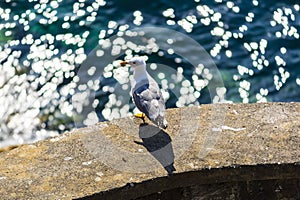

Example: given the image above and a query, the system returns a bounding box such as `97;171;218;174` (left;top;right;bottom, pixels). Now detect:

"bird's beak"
120;61;129;66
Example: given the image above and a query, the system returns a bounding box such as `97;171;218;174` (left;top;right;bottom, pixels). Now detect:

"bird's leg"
134;113;145;118
134;113;146;123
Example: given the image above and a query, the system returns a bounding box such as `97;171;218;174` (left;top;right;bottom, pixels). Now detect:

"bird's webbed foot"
134;113;146;123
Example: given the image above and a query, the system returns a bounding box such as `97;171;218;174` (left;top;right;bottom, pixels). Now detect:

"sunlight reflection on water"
0;0;299;147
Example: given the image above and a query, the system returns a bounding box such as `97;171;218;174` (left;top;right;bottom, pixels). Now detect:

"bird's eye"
132;62;136;64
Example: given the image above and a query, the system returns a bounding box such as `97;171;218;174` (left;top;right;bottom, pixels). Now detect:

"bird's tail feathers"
155;115;168;129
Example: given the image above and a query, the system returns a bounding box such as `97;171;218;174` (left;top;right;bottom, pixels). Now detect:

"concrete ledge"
0;102;299;199
81;164;300;200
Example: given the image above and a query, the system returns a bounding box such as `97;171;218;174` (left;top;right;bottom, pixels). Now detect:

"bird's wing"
133;82;166;122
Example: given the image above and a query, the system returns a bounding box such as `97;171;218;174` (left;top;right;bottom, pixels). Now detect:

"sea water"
0;0;299;147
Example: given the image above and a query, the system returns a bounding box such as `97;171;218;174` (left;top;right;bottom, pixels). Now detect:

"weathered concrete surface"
0;102;299;199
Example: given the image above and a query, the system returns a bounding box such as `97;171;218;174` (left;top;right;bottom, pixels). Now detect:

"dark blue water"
0;0;299;147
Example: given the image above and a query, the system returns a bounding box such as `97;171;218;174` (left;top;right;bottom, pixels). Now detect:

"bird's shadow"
134;123;176;175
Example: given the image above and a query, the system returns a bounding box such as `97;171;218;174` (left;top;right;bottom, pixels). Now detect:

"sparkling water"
0;0;299;147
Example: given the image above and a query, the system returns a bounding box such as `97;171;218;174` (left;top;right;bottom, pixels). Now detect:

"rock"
0;103;299;199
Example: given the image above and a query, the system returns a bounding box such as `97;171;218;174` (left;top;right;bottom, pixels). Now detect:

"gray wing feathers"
133;80;166;128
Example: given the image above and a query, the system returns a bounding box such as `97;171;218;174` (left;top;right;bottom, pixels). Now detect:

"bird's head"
120;57;146;69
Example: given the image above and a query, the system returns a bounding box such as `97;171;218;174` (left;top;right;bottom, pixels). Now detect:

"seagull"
120;57;168;129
